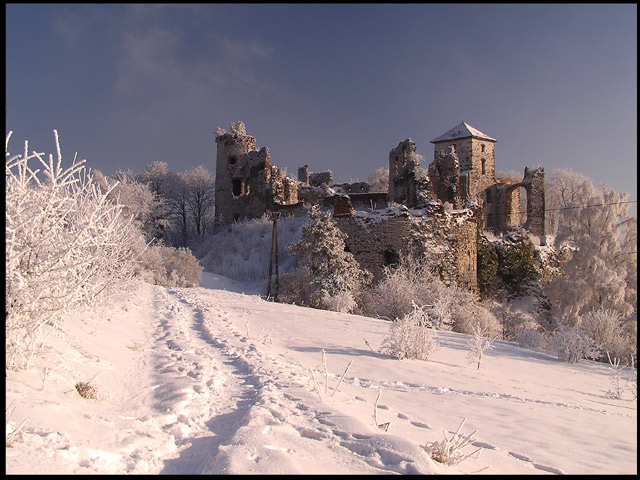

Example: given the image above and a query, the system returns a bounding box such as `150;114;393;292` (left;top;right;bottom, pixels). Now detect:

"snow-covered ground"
5;273;637;474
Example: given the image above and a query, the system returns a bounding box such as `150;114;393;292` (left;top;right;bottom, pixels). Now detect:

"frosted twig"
322;349;329;394
331;360;353;397
373;387;389;431
307;367;323;399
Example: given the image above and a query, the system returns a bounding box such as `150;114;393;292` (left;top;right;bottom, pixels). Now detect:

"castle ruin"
214;121;545;290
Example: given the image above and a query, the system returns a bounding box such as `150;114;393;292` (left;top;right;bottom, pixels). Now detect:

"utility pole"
267;210;280;300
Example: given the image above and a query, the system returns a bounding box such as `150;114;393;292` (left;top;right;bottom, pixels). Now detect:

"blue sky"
5;4;637;208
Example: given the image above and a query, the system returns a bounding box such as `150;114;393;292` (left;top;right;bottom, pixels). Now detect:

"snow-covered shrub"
548;322;600;363
425;417;481;466
6;131;140;370
287;206;371;308
359;252;435;321
361;252;498;336
379;303;440;361
277;265;315;306
579;308;636;363
516;328;545;348
321;291;357;313
139;244;203;288
605;352;627;399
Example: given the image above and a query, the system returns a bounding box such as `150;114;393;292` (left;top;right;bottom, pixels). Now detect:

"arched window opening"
447;186;455;203
228;155;237;166
232;179;242;196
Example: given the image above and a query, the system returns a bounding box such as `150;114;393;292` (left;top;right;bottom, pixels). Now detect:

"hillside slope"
5;273;637;474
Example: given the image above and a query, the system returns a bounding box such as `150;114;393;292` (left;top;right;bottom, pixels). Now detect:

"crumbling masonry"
214;121;545;290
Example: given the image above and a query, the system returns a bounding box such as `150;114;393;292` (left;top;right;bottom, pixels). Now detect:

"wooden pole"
267;211;276;298
274;211;279;300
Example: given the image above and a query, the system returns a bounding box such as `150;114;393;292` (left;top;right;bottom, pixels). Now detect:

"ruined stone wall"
522;166;545;237
388;139;418;205
334;205;477;290
388;139;435;208
428;145;461;207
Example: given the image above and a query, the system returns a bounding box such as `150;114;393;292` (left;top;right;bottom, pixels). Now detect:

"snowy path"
155;286;439;474
5;275;637;474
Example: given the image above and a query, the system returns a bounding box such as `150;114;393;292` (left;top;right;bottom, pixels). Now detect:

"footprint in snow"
533;463;565;474
409;420;430;429
508;451;532;462
472;441;496;450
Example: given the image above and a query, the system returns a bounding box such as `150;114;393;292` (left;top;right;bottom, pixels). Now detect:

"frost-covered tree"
139;160;170;196
95;168;168;242
164;172;191;247
367;165;389;193
287;206;371;308
543;169;636;324
183;165;215;236
466;323;495;369
5;131;140;370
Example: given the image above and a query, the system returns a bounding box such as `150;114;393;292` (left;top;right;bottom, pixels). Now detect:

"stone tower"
430;121;497;200
214;123;272;226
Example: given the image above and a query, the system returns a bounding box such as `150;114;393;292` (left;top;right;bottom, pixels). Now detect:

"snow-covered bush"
361;251;499;336
379;303;440;361
138;244;203;288
321;291;357;313
277;265;315;306
359;251;438;321
6;131;140;370
548;322;600;363
516;328;545;348
579;308;636;363
425;417;481;466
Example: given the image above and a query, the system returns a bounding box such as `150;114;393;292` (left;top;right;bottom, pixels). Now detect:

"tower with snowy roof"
430;121;497;198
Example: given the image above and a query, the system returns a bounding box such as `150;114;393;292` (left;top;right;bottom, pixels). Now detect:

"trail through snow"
5;273;637;474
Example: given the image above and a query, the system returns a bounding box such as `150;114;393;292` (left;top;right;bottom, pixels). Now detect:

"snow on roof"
431;121;497;143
